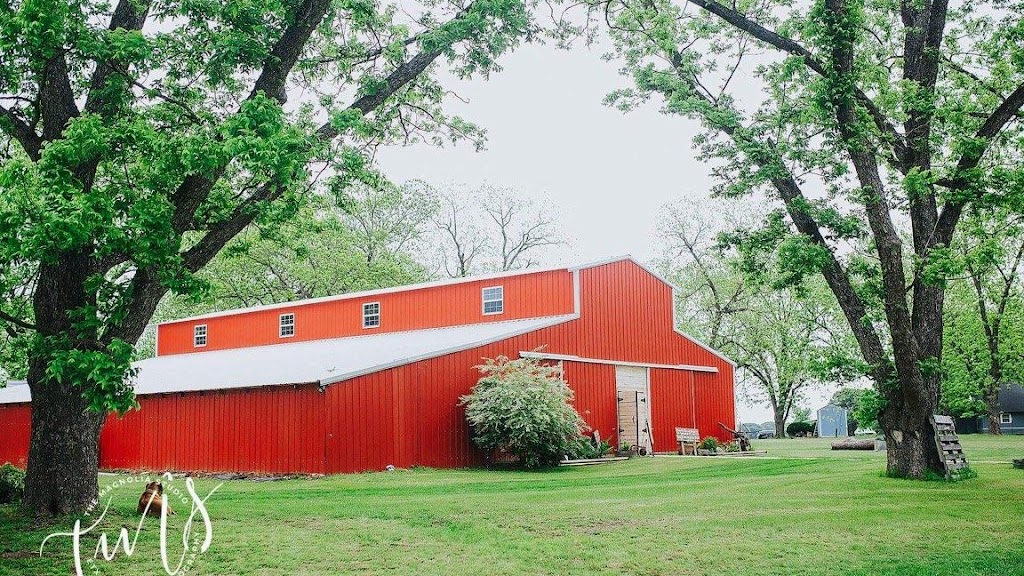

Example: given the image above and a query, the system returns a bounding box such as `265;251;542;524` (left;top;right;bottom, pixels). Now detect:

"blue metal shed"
817;404;849;438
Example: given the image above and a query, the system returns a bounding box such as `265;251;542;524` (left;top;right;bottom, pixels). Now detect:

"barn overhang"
518;351;718;373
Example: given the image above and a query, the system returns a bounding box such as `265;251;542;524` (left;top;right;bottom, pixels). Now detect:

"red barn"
0;257;736;473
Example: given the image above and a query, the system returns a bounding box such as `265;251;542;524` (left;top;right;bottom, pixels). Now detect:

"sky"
376;42;718;265
375;41;843;425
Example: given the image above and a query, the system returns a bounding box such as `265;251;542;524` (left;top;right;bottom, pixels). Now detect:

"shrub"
698;437;719;452
0;463;25;504
461;356;587;469
786;421;816;437
852;389;884;432
565;436;612;460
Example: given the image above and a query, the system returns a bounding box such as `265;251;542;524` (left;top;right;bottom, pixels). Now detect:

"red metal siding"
0;404;30;467
157;270;574;356
0;258;736;473
563;361;618;446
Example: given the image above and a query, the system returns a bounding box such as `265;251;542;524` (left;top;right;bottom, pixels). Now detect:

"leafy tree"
0;0;533;514
659;196;858;440
460;356;586;468
656;196;753;347
831;386;872;432
942;211;1024;433
576;0;1024;478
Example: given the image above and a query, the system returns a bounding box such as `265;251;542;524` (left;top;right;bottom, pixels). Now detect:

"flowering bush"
460;356;586;468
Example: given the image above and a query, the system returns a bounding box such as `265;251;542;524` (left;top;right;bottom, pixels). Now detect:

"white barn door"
615;366;652;453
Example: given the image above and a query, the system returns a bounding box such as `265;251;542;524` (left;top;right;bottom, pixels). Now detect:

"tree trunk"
774;414;786;439
22;254;106;515
23;361;106;515
984;389;1002;435
878;371;944;478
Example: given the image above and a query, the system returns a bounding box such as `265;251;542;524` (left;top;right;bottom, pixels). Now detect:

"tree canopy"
0;0;535;514
572;0;1024;478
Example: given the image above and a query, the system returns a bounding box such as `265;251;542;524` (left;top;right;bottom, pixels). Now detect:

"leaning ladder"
930;415;969;479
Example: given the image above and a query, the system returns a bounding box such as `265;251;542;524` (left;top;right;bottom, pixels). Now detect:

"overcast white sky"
375;42;845;425
376;42;718;265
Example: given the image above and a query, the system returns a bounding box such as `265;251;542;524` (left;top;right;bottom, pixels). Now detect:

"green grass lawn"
2;434;1023;576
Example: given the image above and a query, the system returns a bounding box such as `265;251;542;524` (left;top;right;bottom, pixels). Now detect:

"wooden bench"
676;427;699;455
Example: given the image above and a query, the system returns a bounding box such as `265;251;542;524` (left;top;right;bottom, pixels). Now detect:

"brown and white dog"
137;481;174;517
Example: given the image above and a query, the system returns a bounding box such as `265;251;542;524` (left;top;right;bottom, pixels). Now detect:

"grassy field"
2;435;1022;576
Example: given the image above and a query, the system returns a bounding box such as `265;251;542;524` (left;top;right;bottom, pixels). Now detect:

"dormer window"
363;302;380;328
279;313;295;338
193;325;207;347
482;286;504;315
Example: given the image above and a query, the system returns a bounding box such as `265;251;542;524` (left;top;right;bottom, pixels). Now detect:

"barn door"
615;366;651;453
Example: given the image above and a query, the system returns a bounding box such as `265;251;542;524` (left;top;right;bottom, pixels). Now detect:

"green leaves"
460;356;586;469
0;0;536;416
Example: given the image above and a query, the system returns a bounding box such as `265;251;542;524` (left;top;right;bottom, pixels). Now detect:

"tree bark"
878;377;944;478
23;255;106;515
23;365;106;515
984;387;1002;435
773;414;786;439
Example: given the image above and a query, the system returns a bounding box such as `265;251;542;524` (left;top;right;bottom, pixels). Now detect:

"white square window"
1000;412;1012;424
279;313;295;338
482;286;504;315
193;324;207;347
363;302;380;328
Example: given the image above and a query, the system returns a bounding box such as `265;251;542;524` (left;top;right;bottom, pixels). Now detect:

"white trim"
279;313;295;338
1000;412;1012;424
193;324;207;348
154;324;160;357
362;302;381;329
519;352;718;373
572;269;581;315
481;285;504;316
319;314;579;388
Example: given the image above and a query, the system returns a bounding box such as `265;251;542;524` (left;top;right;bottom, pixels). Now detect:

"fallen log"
831;438;875;450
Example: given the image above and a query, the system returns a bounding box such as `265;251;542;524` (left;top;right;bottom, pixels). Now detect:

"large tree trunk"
23;362;106;515
22;254;106;515
878;372;944;478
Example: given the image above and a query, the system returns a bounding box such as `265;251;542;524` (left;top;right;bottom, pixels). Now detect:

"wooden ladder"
931;415;969;479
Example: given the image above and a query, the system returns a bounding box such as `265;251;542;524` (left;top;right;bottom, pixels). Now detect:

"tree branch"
0;105;42;160
934;81;1024;245
686;0;908;168
0;308;36;332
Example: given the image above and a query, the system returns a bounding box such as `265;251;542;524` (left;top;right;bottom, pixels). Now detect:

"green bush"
566;436;612;460
461;356;587;469
0;463;25;504
698;437;719;452
786;421;816;437
853;389;884;432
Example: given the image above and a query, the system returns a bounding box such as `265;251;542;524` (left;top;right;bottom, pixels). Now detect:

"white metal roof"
0;380;29;403
0;316;576;405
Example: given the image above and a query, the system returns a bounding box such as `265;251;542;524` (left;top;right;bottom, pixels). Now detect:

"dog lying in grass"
137;481;174;517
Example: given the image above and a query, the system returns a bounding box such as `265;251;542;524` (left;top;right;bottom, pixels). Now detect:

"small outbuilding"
978;384;1024;434
816;404;849;438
